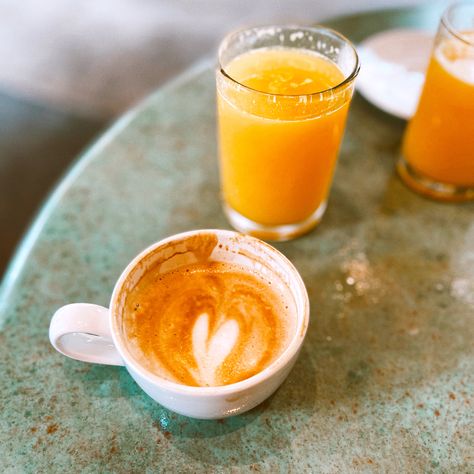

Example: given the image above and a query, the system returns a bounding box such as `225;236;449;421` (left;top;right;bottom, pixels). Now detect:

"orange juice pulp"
217;48;350;226
402;34;474;186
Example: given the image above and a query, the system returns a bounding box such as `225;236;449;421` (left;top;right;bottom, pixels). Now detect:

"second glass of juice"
216;25;359;240
398;2;474;201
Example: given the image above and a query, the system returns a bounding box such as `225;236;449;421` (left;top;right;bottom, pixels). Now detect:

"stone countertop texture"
0;5;472;473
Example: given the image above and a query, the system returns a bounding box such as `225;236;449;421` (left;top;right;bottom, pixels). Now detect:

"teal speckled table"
1;4;473;473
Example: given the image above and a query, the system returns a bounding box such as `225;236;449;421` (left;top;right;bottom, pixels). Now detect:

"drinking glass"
398;2;474;201
216;25;359;241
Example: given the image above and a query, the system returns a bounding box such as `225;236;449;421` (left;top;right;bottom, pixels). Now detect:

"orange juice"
217;47;351;226
402;34;474;187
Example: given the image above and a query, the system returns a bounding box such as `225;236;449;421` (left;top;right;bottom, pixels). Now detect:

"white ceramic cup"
49;229;309;419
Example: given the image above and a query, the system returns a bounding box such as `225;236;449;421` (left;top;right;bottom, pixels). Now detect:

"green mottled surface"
1;5;473;473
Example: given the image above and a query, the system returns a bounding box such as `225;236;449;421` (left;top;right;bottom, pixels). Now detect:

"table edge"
0;58;212;320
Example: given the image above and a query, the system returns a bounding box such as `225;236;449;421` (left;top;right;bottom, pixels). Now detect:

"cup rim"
109;229;310;396
217;24;360;99
441;1;474;47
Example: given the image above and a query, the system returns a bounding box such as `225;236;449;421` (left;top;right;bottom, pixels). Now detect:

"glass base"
397;157;474;202
223;201;327;241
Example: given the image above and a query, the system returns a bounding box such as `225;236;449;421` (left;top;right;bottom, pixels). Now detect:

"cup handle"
49;303;124;366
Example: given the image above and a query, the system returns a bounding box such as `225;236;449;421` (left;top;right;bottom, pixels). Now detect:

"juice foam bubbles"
436;32;474;85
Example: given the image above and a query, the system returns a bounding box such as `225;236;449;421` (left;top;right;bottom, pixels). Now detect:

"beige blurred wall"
0;0;429;119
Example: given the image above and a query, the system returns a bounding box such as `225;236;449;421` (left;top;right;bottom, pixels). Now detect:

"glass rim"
441;1;474;47
217;24;360;99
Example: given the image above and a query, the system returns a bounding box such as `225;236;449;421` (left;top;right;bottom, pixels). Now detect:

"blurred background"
0;0;428;276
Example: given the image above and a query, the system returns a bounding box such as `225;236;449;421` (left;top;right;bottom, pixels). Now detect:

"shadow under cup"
111;230;309;418
216;25;360;241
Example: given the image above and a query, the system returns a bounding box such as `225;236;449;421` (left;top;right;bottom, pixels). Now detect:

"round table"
1;4;472;472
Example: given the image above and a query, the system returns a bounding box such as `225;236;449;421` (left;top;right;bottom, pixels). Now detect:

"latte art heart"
191;313;239;386
123;261;294;387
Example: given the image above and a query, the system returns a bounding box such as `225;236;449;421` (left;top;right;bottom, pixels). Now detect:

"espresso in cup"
122;251;296;387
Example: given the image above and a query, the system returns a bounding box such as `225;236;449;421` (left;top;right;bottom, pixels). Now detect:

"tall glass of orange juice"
216;26;359;240
399;2;474;201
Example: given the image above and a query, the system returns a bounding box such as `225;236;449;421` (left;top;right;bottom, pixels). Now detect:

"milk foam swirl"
123;262;293;387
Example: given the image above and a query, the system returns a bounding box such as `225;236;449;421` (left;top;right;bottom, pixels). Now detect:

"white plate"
357;29;434;120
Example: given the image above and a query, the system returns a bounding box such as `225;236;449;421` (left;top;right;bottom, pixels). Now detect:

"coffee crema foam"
122;261;294;387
